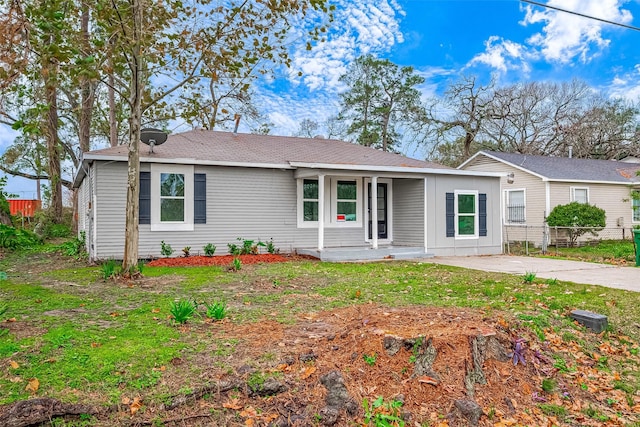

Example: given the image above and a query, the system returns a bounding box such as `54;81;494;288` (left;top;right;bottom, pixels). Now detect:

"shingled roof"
467;151;640;183
84;129;449;170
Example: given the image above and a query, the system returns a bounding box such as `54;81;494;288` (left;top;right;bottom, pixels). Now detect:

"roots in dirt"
318;371;358;426
0;397;97;427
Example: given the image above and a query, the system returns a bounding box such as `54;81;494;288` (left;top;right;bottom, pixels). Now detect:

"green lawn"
1;245;639;425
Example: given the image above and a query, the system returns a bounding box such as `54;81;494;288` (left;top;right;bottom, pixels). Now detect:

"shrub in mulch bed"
147;254;289;267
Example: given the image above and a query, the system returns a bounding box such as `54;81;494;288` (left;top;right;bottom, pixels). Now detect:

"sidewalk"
427;255;640;292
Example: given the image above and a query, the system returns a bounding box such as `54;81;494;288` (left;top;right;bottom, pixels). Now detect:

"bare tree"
424;76;494;159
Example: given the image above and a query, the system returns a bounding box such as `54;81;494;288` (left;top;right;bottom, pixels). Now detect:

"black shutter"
445;192;454;237
479;193;487;237
139;171;150;224
194;173;206;224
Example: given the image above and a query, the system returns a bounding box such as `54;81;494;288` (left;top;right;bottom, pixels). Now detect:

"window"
296;177;362;227
160;173;185;221
336;180;357;221
140;167;206;229
456;191;477;237
505;189;526;224
633;197;640;223
303;179;318;221
150;164;194;231
571;187;589;204
446;191;486;239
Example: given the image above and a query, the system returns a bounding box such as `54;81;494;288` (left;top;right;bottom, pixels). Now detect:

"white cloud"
288;0;405;93
522;0;632;63
467;1;633;75
467;36;531;74
606;67;640;100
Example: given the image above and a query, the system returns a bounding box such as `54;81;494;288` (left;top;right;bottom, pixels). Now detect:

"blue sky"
3;0;640;197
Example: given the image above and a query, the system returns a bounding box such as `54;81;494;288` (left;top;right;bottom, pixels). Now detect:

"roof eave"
289;161;505;177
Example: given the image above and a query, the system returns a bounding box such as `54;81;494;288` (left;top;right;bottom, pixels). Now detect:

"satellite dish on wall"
140;128;168;153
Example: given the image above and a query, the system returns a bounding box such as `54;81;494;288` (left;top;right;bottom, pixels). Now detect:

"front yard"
1;247;639;426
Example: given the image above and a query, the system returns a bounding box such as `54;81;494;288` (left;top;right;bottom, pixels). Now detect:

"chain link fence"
503;225;636;256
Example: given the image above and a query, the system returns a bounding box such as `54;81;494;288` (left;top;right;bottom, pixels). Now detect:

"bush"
547;202;606;247
0;224;42;250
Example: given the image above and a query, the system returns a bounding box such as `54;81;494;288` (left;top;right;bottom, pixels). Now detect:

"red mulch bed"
147;254;290;267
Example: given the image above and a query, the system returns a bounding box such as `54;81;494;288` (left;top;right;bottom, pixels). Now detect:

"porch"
296;245;433;262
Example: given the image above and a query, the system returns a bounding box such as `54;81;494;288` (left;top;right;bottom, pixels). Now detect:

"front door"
368;183;388;239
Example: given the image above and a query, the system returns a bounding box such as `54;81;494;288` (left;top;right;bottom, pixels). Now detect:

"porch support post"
371;176;378;249
424;177;428;253
318;174;325;251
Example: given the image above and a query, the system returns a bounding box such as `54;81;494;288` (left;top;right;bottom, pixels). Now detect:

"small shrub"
0;224;42;250
203;243;216;256
160;241;174;257
541;378;557;393
546;202;606;247
100;259;119;280
227;242;241;256
205;301;227;321
137;260;145;275
522;271;536;284
58;231;86;258
363;353;377;366
182;246;191;257
229;257;242;271
266;238;277;254
363;396;405;427
169;299;197;324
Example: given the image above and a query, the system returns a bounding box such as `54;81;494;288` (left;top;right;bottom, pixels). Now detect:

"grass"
517;239;636;264
0;245;639;414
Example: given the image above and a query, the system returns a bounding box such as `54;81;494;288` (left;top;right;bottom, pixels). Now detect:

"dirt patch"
118;305;577;426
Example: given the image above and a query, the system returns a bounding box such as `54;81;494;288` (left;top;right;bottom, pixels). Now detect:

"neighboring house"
73;130;504;261
459;151;640;246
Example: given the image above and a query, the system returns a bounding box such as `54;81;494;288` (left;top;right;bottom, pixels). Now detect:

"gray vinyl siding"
462;156;547;245
392;179;424;246
90;161;370;259
93;161;129;258
426;175;502;256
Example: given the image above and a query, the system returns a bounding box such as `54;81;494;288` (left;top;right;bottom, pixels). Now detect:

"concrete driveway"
427;255;640;292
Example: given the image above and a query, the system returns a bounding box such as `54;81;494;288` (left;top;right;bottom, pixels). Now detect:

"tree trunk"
44;61;63;223
122;0;144;273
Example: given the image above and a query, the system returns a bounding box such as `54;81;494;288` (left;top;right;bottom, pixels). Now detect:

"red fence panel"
8;199;41;217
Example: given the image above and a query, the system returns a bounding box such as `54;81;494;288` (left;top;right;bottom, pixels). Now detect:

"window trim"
330;178;362;227
151;164;194;231
296;177;363;228
570;186;589;204
454;190;478;239
632;196;640;224
504;188;526;225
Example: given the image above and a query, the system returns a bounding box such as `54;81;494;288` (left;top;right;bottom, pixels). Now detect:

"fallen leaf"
10;377;22;383
110;312;119;317
240;406;258;418
151;308;160;313
223;398;242;410
300;365;317;380
6;318;16;322
417;375;439;386
121;396;131;405
91;342;101;348
25;378;39;394
130;397;142;415
9;360;19;369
